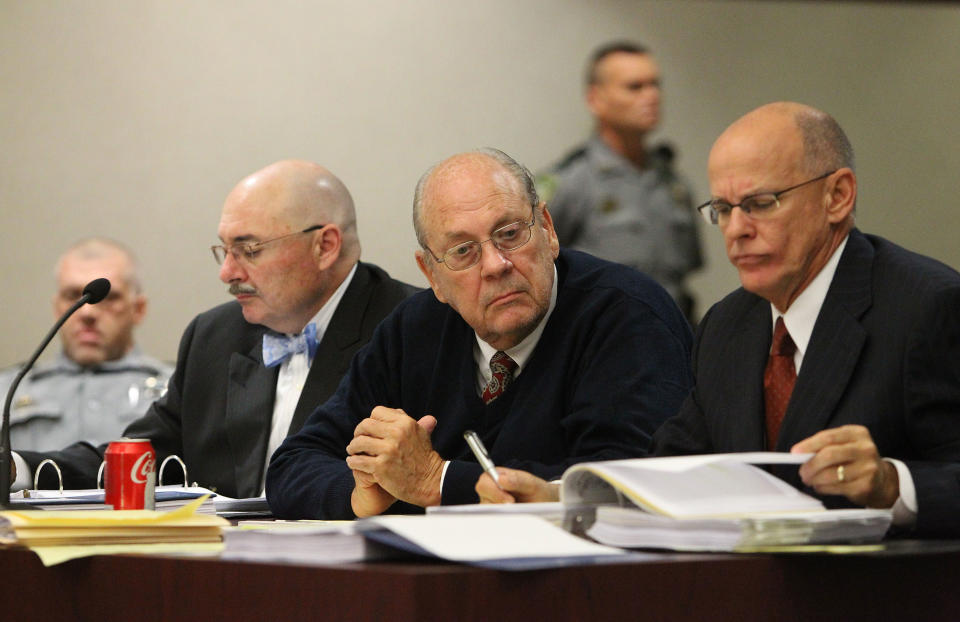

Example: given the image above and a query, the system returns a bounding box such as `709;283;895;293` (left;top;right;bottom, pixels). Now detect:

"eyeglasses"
57;288;131;309
695;170;837;225
424;205;536;271
211;225;325;265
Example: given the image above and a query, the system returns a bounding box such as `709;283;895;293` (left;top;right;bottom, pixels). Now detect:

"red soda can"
104;438;156;510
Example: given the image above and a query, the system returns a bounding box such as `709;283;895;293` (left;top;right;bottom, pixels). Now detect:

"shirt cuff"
12;451;32;490
885;458;917;527
439;460;450;494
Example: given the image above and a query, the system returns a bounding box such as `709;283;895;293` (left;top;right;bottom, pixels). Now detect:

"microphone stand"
1;292;96;509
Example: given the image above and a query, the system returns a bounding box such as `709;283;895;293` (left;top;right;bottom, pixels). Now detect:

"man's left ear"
132;295;147;325
825;168;857;224
314;226;342;270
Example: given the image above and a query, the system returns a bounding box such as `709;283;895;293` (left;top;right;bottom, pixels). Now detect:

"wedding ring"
837;464;846;483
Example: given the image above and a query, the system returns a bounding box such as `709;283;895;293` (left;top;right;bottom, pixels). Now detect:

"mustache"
228;283;258;296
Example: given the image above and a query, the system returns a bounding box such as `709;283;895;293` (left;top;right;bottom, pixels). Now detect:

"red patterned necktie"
763;317;797;450
482;351;517;404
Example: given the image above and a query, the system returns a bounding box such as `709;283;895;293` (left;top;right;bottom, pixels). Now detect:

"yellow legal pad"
0;496;227;565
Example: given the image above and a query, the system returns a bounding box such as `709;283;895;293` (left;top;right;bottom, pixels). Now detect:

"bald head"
413;148;539;251
56;237;140;292
712;102;854;179
225;160;360;263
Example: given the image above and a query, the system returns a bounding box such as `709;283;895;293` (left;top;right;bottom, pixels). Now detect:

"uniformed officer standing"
538;41;703;320
0;238;171;452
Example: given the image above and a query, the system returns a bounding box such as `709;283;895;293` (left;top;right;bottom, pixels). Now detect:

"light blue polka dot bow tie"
262;323;319;367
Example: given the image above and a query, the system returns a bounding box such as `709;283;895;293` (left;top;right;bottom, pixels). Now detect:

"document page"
362;514;625;562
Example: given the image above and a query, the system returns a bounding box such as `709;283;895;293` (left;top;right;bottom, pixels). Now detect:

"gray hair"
412;148;540;251
795;108;856;175
56;237;142;292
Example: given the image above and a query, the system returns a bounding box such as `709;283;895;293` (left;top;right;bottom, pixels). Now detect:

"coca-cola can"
104;438;156;510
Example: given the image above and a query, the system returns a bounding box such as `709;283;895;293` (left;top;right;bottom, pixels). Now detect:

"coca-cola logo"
130;452;156;484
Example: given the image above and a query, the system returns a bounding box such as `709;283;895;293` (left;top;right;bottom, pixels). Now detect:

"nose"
722;205;756;239
75;301;101;322
478;240;512;277
219;251;247;284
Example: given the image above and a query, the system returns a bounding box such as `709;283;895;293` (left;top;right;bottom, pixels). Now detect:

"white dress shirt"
261;264;357;493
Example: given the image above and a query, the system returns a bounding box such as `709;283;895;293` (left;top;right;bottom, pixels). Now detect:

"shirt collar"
475;265;559;377
771;235;849;361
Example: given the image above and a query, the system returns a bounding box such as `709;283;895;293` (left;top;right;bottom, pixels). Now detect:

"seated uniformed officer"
0;238;172;451
537;41;703;321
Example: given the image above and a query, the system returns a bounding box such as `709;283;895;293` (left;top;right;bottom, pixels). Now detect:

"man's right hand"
475;467;559;504
350;469;396;518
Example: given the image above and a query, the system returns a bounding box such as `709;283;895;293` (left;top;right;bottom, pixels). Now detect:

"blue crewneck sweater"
268;249;694;519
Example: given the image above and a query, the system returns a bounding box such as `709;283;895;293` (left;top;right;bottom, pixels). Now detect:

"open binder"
560;452;892;551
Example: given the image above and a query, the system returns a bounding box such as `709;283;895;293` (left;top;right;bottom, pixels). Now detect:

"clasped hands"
345;406;445;517
476;424;900;509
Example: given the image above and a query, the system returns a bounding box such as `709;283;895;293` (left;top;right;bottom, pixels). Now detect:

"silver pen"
463;429;502;489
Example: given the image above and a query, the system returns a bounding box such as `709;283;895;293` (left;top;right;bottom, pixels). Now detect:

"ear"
313;225;343;271
415;249;447;304
824;168;857;224
131;294;147;326
538;203;561;259
585;84;603;117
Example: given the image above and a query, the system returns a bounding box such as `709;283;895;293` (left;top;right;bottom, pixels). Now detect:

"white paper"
363;514;625;561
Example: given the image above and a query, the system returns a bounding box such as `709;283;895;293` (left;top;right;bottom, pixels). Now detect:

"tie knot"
771;317;796;357
262;323;319;367
482;351;517;404
490;351;517;374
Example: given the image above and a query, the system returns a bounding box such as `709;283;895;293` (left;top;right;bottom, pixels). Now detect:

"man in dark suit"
477;103;960;537
14;160;417;498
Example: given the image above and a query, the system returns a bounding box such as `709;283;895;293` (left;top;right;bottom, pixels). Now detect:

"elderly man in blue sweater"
267;148;693;519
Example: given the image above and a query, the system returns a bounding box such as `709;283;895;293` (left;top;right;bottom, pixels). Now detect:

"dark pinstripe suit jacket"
654;229;960;536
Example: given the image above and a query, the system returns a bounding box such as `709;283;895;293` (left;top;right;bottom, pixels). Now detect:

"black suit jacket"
654;229;960;536
21;262;418;498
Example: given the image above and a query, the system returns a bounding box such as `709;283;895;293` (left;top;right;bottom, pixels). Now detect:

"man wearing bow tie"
15;160;417;498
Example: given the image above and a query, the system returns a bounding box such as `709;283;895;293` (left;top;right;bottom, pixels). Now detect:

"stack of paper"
223;514;631;570
0;497;226;548
589;506;891;551
222;521;393;565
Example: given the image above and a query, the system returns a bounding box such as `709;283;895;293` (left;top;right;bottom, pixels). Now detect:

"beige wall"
2;0;958;365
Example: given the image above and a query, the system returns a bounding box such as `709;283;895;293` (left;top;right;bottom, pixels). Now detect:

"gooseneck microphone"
1;278;111;508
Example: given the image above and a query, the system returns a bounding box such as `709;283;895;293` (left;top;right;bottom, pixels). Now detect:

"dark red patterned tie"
482;351;517;404
764;317;797;450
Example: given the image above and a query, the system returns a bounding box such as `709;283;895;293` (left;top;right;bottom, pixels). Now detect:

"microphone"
1;278;112;508
83;277;112;304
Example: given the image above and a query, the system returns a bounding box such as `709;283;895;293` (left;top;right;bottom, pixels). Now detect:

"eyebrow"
439;214;524;245
711;188;774;203
219;233;259;244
